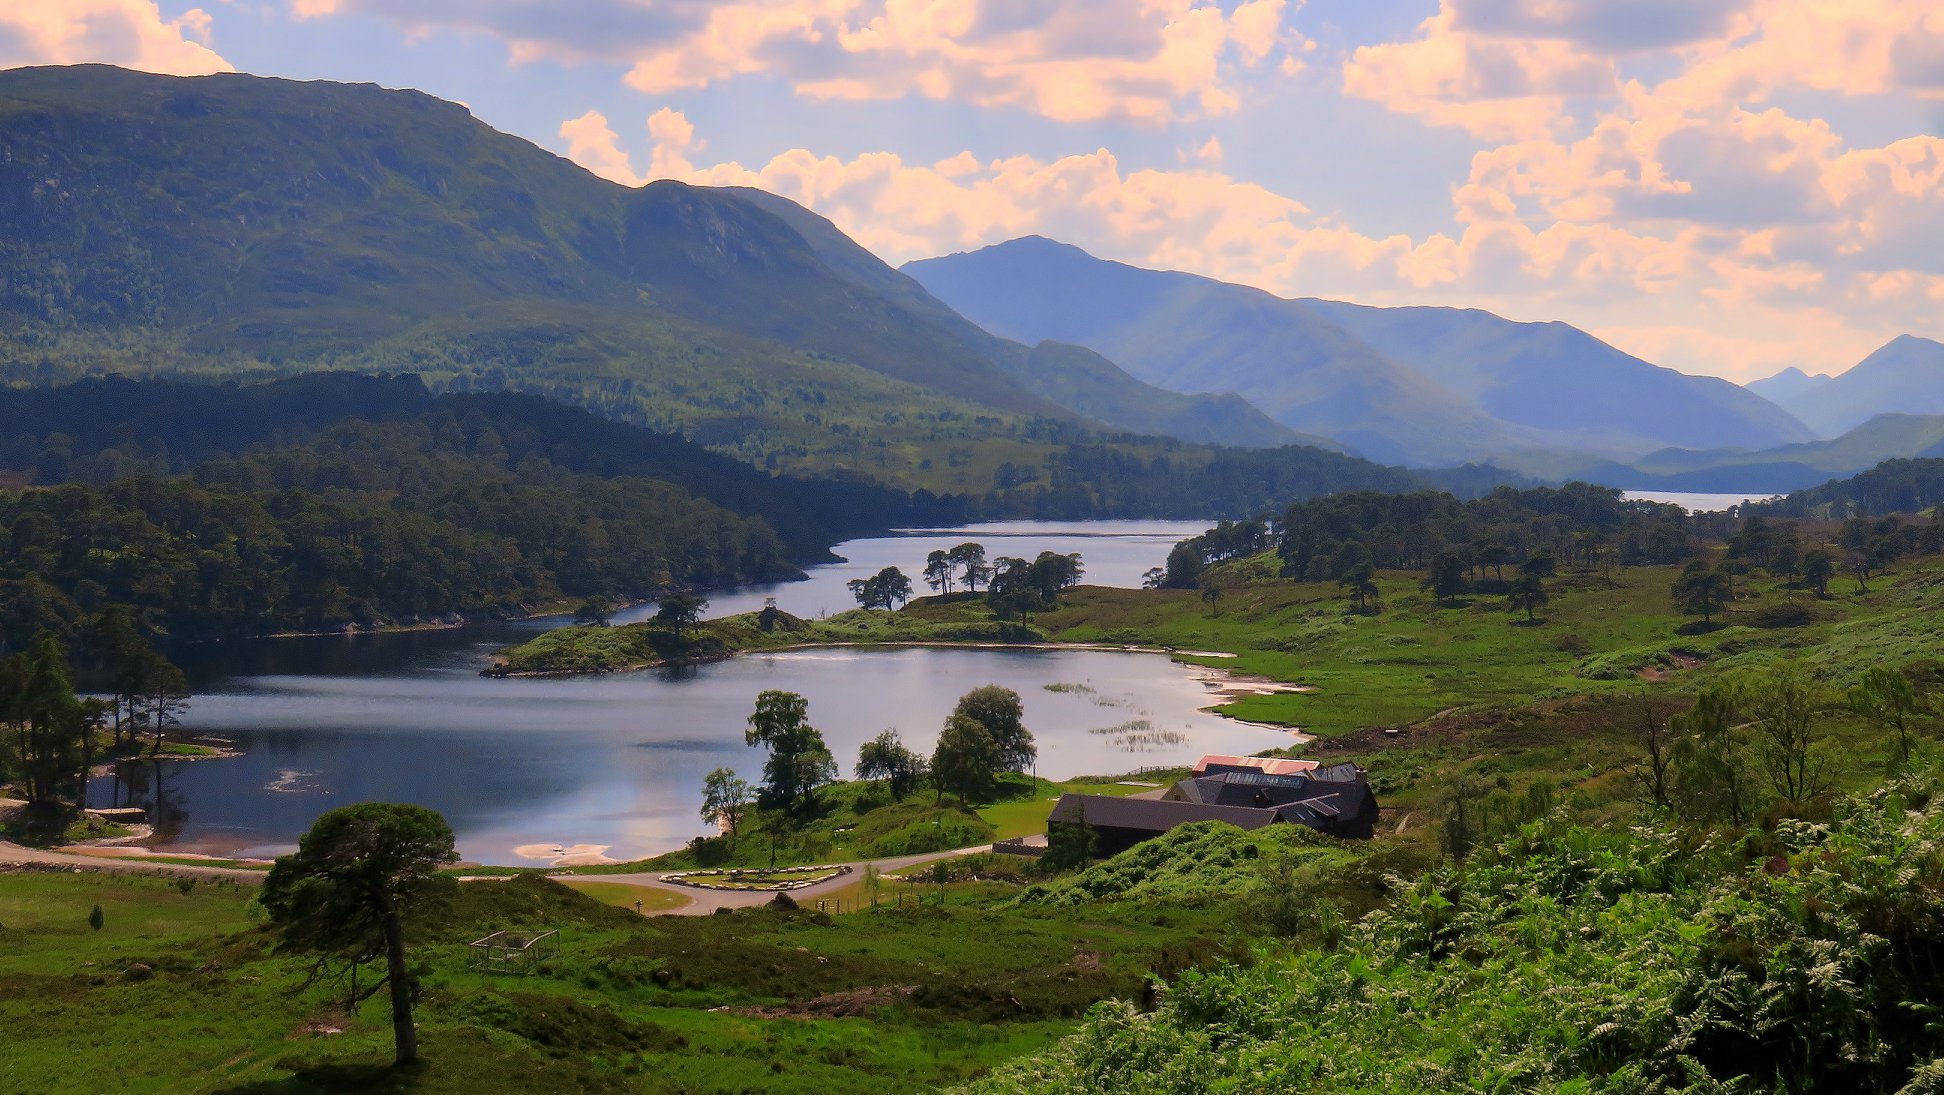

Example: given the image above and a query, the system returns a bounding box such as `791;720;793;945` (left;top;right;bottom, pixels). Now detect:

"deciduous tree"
1736;664;1830;804
1670;689;1752;823
744;690;836;815
931;712;999;805
855;729;926;799
1849;666;1925;766
1626;697;1674;811
699;767;753;839
952;685;1035;773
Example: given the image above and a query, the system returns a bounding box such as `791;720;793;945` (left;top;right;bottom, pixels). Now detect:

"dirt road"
562;844;994;916
0;841;270;882
0;840;998;914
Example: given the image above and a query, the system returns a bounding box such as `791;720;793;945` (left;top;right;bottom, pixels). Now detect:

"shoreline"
490;635;1314;736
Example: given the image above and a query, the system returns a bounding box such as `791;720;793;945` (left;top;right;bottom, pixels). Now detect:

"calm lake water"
1622;490;1780;512
93;521;1300;865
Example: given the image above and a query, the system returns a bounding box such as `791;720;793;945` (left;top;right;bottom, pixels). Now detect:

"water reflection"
95;523;1280;866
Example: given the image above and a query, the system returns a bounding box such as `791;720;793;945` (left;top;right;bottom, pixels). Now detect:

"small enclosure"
467;929;560;975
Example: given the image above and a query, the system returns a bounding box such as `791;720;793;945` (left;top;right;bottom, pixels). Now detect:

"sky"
5;1;1944;382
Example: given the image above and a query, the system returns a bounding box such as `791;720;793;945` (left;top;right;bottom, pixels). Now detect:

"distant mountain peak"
1761;366;1832;382
1762;334;1944;437
1883;332;1942;351
908;233;1817;465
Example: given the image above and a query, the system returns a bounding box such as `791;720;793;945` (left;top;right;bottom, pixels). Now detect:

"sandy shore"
511;842;623;867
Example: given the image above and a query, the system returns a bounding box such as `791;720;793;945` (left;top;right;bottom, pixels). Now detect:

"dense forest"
0;431;795;645
1164;482;1710;588
0;376;958;644
1748;457;1944;519
0;372;948;558
0;374;1519;644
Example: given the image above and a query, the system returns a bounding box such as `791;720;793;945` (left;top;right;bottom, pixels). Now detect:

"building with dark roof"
1046;763;1378;857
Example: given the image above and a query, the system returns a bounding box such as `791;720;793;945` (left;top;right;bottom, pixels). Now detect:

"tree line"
1;618;189;817
976;443;1522;522
1164;483;1700;592
0;371;956;561
1748;457;1944;521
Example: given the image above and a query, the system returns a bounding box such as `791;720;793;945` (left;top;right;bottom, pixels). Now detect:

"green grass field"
0;866;1249;1094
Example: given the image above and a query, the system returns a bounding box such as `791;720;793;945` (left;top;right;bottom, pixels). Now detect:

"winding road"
575;844;994;915
0;840;998;915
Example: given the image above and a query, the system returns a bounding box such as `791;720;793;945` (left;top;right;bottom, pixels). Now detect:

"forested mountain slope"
0;373;1522;641
0;65;1294;462
0;372;941;560
1748;457;1944;518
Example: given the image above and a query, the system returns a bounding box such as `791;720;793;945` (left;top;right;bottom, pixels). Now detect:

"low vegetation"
973;771;1944;1093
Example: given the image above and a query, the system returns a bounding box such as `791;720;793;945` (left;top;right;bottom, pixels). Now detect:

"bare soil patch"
736;984;917;1019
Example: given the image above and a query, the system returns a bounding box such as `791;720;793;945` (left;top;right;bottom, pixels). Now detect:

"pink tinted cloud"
1;0;231;75
297;0;1298;126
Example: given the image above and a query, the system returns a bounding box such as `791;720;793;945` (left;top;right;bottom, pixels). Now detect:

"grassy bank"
499;553;1944;743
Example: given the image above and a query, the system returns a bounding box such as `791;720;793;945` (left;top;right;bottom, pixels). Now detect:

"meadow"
0;864;1254;1094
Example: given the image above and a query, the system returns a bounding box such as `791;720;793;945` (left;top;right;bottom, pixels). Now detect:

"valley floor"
8;554;1942;1092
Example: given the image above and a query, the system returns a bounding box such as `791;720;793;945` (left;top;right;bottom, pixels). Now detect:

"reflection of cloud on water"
1088;719;1187;751
757;651;873;665
265;770;326;794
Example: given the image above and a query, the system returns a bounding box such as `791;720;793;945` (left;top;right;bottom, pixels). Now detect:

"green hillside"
0;64;1301;483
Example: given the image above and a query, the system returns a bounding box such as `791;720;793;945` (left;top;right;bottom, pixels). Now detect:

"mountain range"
1526;413;1944;494
4;64;1939;494
904;237;1816;466
1751;336;1944;437
0;64;1303;482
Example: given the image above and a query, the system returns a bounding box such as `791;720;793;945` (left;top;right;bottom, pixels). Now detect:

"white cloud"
0;0;231;75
